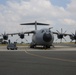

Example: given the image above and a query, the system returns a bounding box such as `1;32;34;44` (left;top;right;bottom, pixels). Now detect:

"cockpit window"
41;29;51;33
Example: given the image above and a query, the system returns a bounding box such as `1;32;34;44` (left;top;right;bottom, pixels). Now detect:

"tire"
16;48;17;50
7;48;9;50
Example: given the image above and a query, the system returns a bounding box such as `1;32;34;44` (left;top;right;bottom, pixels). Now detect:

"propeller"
18;28;30;39
70;30;76;44
16;28;29;44
17;28;25;39
1;32;8;40
55;28;67;43
18;33;25;39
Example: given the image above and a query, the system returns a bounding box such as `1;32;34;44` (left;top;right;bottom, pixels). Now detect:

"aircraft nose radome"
43;33;52;42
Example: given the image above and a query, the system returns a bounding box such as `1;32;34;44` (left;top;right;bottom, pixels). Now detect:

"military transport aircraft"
0;21;76;48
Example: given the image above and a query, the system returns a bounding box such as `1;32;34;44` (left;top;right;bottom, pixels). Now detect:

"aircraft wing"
23;30;35;34
52;28;72;36
52;32;58;34
52;32;71;36
2;30;35;36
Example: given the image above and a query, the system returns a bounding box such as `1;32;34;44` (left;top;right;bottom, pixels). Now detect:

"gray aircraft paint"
32;28;54;46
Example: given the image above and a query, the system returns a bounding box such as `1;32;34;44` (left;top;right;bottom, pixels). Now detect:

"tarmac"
0;43;76;75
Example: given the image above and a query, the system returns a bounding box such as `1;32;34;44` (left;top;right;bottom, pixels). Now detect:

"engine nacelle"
3;35;8;40
19;33;24;39
70;34;76;40
57;34;63;39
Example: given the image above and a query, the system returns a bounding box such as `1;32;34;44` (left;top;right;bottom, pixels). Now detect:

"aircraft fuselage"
31;28;54;47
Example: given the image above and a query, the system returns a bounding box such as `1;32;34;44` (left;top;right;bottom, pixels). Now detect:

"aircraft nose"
43;33;52;42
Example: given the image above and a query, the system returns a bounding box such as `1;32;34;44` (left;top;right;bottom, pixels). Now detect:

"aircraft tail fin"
20;21;49;30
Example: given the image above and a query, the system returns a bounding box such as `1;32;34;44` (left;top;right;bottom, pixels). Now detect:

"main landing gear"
30;43;36;48
43;45;54;49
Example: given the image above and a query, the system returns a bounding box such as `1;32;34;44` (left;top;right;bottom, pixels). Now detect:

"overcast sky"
0;0;76;43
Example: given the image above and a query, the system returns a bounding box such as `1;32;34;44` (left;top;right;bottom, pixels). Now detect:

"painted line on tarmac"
25;50;76;63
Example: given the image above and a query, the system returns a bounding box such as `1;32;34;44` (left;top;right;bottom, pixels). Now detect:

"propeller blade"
55;39;58;42
60;39;62;43
64;30;67;34
21;28;24;33
16;38;19;42
61;28;63;34
25;38;29;43
56;30;60;34
63;37;67;42
71;32;74;36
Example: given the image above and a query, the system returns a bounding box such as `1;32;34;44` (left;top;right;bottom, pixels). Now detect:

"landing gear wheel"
43;45;50;49
30;45;35;48
46;46;50;48
30;43;36;48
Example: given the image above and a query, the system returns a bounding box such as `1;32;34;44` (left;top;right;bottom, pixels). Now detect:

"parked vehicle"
7;43;18;50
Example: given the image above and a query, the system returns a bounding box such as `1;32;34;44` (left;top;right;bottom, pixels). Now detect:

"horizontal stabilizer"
21;23;35;25
20;21;49;30
36;23;49;25
20;21;49;25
